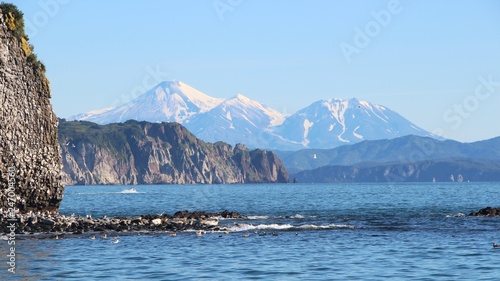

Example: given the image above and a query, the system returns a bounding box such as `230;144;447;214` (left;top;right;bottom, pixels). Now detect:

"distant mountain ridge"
278;135;500;182
71;81;439;150
292;159;500;183
276;135;500;174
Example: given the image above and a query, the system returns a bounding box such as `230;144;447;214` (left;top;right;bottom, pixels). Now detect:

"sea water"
1;182;500;280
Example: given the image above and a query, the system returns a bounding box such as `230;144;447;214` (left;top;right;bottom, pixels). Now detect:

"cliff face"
0;6;64;213
58;120;289;185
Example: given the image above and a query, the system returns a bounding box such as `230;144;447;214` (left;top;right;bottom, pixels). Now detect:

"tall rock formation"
59;119;289;185
0;4;64;213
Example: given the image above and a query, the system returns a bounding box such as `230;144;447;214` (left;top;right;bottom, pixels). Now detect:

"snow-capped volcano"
184;94;286;148
271;98;435;148
70;81;439;150
71;81;223;124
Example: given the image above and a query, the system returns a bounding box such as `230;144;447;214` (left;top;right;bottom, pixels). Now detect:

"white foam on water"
296;224;356;230
228;223;356;232
445;213;466;218
247;216;270;220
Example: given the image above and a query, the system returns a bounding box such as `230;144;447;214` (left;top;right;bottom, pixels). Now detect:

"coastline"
1;207;499;239
0;210;245;239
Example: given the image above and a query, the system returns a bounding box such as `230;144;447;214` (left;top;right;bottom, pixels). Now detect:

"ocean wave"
445;213;466;218
246;214;317;220
247;216;270;220
296;224;356;230
228;223;356;232
287;214;318;219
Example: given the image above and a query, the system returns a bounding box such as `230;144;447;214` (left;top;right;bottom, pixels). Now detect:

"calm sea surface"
2;182;500;280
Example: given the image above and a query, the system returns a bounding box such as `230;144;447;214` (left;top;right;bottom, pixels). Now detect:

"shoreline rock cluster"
0;210;245;237
468;207;500;217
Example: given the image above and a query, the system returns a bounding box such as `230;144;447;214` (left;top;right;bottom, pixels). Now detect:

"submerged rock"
469;207;500;217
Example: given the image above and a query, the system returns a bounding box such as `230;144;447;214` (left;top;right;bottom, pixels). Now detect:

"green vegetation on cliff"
0;2;45;72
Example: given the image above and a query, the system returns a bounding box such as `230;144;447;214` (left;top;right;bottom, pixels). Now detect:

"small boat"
196;231;203;237
121;187;137;193
493;243;500;248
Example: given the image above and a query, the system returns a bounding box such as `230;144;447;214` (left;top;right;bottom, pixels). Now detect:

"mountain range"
71;81;437;150
275;135;500;174
278;135;500;182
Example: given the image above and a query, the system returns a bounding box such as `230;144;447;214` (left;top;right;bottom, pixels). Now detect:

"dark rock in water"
0;4;64;213
0;210;246;237
469;207;500;217
173;210;192;219
218;210;245;219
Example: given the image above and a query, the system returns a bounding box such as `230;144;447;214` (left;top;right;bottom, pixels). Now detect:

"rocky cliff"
0;4;64;213
58;119;289;185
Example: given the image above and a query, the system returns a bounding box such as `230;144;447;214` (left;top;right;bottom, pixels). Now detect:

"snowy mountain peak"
272;97;436;149
154;80;223;112
224;93;285;126
70;82;439;150
234;93;248;100
224;93;253;106
70;81;224;124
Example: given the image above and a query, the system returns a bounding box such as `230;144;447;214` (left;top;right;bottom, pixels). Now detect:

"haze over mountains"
279;136;500;183
276;135;500;172
71;81;438;150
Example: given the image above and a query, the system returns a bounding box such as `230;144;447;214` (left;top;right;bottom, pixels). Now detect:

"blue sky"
10;0;500;142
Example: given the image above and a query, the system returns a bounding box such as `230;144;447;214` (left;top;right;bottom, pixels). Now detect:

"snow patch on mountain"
302;119;314;146
176;81;223;112
70;81;439;150
353;126;363;139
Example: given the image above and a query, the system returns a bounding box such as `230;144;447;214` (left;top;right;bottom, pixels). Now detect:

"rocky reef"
0;210;245;236
58;119;289;184
469;207;500;217
0;4;64;213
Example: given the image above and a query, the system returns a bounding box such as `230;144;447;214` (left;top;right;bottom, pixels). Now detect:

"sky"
8;0;500;142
